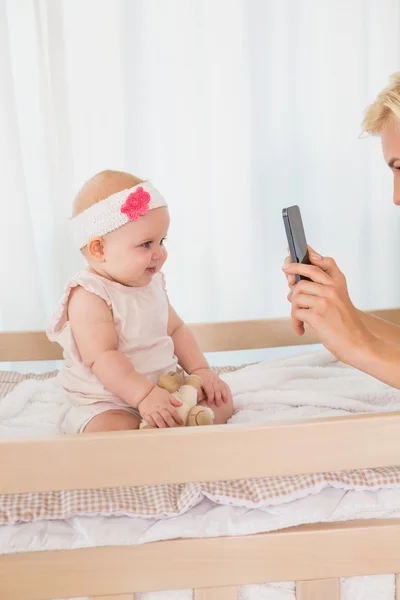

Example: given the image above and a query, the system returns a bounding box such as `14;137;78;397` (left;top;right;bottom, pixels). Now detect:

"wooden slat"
195;586;238;599
192;308;400;352
396;573;400;600
1;308;399;361
296;578;340;599
1;411;400;494
1;520;400;600
0;330;63;362
96;595;136;600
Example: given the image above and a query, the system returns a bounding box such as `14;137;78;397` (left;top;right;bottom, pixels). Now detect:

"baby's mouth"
146;267;156;274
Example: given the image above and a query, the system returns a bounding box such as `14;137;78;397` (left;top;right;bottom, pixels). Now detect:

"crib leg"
296;578;340;599
194;586;238;599
396;573;400;599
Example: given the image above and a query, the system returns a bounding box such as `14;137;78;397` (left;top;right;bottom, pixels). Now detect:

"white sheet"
2;349;400;599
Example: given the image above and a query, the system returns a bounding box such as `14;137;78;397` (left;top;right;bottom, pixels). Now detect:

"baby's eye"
141;241;152;249
160;237;167;246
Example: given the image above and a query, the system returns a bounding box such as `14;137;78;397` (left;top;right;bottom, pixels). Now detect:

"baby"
48;170;233;434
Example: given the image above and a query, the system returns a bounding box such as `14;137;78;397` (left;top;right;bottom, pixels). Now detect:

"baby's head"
72;170;169;287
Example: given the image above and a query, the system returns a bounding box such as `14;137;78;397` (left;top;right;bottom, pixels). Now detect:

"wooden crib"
1;308;400;600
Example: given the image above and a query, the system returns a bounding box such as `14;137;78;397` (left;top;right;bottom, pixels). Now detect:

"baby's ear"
87;237;106;262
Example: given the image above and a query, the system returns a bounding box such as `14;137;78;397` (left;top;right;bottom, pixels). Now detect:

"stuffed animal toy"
140;371;214;429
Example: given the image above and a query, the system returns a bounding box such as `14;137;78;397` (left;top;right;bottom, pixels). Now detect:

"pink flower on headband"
120;187;151;221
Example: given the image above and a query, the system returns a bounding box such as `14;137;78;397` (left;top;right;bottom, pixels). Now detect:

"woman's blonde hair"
362;72;400;135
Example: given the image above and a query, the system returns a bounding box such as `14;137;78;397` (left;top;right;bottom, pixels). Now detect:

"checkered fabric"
1;368;400;525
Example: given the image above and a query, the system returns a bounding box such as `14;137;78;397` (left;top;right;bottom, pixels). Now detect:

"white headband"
72;181;168;249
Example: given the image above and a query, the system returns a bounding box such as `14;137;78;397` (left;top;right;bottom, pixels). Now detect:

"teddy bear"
140;371;214;429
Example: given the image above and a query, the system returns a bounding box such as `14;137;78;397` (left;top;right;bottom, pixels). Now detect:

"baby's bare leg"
83;409;141;433
198;396;233;425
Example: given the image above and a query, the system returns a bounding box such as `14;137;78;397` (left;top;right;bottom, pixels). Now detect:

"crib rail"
1;308;400;361
2;520;400;599
0;411;400;494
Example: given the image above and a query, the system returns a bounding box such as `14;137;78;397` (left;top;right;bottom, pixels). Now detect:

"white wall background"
1;0;400;338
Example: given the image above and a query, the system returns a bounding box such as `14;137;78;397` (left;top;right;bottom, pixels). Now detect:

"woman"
283;72;400;389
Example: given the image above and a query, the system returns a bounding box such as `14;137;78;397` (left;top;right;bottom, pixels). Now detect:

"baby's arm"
68;287;183;427
167;304;209;374
168;304;231;407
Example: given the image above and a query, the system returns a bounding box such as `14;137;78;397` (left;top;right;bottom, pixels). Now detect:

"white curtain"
1;0;400;335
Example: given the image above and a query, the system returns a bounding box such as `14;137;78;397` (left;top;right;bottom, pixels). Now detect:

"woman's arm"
353;337;400;389
357;310;400;346
283;253;400;389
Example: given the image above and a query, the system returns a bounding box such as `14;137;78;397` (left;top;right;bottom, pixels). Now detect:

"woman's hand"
283;251;377;364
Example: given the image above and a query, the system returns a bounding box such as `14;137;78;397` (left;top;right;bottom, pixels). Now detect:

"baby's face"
100;207;169;286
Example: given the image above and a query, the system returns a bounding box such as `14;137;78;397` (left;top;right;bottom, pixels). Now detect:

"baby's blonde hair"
362;72;400;135
72;170;144;217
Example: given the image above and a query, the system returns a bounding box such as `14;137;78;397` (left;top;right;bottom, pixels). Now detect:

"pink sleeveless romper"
47;270;178;433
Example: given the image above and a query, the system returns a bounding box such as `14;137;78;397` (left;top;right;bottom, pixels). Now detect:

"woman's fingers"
308;253;344;282
292;293;319;310
292;317;305;336
291;279;334;299
284;253;296;287
283;262;332;285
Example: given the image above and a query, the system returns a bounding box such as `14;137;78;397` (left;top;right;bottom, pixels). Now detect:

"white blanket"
3;349;400;440
224;348;400;424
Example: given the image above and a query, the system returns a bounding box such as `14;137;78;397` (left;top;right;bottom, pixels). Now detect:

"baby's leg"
198;396;233;425
83;409;141;433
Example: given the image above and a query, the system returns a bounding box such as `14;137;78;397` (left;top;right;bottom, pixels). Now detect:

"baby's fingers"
197;387;206;402
153;412;167;429
161;409;180;428
169;397;183;408
204;382;215;405
167;407;184;426
143;414;156;427
213;383;222;407
221;383;232;404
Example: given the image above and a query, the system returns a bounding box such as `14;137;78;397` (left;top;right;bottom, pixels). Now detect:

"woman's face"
381;118;400;206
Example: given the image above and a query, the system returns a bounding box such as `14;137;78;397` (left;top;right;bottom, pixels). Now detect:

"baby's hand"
138;387;184;428
191;368;232;407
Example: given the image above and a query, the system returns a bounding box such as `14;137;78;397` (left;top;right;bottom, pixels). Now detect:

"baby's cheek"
160;247;168;264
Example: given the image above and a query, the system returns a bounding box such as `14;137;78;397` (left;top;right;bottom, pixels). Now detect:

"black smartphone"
282;205;311;282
